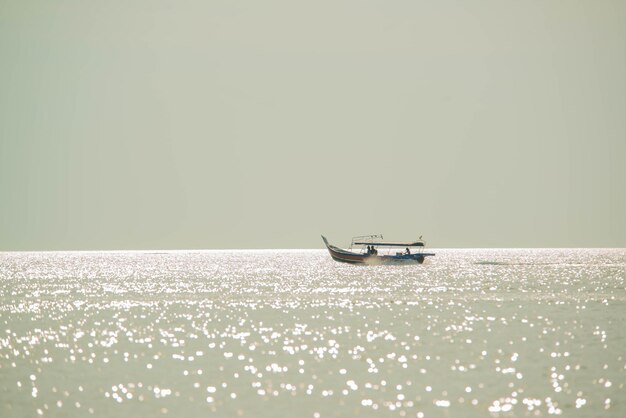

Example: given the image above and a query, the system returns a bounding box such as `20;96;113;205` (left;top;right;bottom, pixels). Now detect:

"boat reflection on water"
321;234;435;265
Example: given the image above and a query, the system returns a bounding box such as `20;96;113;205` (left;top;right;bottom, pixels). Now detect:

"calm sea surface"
1;249;625;417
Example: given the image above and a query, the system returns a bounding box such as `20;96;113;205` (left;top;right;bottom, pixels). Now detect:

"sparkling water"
1;249;624;417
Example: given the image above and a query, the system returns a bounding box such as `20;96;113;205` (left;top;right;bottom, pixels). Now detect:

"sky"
1;0;625;250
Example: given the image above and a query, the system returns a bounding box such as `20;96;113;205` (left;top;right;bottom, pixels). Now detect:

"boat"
321;234;435;265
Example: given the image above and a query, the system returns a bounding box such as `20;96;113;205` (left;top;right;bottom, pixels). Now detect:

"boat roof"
353;240;424;247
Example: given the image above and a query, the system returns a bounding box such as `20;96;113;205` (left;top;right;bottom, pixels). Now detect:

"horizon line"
1;246;625;254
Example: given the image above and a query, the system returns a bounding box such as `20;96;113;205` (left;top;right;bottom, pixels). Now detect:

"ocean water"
0;249;625;417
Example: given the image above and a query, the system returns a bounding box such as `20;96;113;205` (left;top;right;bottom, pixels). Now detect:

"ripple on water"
0;249;625;417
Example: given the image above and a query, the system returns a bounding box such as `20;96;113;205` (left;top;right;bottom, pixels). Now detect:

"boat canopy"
353;240;424;247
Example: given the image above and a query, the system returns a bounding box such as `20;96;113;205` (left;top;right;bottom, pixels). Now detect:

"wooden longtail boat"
321;235;435;265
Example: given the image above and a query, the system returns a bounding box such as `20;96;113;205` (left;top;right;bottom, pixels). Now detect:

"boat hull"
321;236;433;265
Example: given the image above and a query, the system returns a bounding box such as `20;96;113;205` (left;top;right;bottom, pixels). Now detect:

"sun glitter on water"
0;249;625;417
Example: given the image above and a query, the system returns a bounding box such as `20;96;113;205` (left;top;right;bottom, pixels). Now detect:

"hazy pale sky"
1;1;625;250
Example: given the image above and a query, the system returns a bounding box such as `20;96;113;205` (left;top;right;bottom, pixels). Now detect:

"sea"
0;249;624;417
